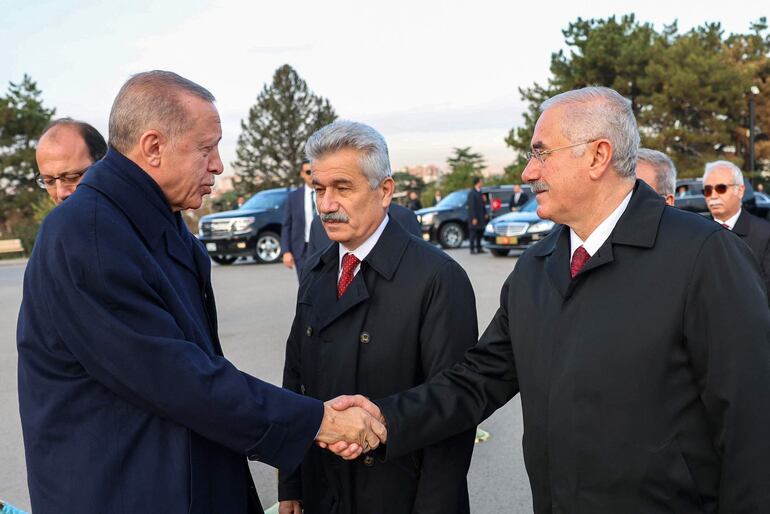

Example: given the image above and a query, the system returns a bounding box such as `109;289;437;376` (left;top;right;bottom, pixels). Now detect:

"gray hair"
541;86;639;178
637;148;677;196
109;70;215;153
703;160;743;185
305;120;391;189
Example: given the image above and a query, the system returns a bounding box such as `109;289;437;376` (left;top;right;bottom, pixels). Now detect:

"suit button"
359;331;370;344
306;326;313;337
363;455;375;466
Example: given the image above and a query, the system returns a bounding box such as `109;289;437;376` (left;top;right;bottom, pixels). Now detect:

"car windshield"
437;190;468;208
241;191;286;210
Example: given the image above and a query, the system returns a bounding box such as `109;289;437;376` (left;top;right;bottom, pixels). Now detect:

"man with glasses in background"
281;159;317;279
35;118;107;204
704;159;770;303
331;86;770;512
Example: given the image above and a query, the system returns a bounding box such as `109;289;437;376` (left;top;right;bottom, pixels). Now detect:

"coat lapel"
732;210;750;237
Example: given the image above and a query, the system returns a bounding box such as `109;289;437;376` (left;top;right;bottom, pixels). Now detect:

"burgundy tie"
338;253;360;298
722;223;730;230
570;245;590;279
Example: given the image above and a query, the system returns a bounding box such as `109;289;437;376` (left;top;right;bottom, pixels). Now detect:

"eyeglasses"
35;169;88;189
702;183;740;197
526;140;595;165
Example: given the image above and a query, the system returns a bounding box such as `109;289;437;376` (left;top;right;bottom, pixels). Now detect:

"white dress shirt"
303;185;314;243
714;208;741;230
338;215;390;279
570;190;633;260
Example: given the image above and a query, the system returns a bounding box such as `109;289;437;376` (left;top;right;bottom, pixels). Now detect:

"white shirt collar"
570;189;633;259
338;215;389;277
303;185;314;242
714;208;741;230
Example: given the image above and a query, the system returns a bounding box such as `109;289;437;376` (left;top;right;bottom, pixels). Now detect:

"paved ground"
0;248;532;512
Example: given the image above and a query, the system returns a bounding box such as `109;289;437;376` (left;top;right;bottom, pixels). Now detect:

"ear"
737;184;746;199
665;194;675;206
137;130;164;168
587;139;613;180
380;177;395;208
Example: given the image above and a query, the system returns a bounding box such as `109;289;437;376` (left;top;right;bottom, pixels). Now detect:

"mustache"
321;211;350;223
529;180;549;194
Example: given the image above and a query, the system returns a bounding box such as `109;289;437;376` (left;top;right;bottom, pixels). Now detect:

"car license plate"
206;243;217;252
496;236;517;245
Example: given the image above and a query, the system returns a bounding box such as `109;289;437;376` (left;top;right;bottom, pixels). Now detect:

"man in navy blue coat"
16;71;385;514
281;160;316;279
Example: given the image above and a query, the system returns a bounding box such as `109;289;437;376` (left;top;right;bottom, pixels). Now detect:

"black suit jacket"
281;187;310;273
466;187;486;226
280;219;477;513
732;209;770;303
509;191;529;210
378;180;770;513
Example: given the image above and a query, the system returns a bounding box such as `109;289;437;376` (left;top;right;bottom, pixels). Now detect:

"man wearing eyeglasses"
703;160;770;303
329;86;770;513
281;160;317;279
35;118;107;204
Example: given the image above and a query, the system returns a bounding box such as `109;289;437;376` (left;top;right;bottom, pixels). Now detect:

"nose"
318;190;339;214
209;148;224;175
521;159;538;183
56;181;76;203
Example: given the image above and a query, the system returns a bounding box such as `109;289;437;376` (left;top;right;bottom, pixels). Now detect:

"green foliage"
0;74;55;227
505;16;770;177
440;147;486;193
233;64;337;194
392;170;425;195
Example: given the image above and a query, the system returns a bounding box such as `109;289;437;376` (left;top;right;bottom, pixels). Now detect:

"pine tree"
233;65;337;193
0;74;55;232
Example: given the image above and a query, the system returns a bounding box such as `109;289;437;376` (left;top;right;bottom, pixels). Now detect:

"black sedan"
482;199;555;256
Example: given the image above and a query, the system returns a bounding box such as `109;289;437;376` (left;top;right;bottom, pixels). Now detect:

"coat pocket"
640;437;705;514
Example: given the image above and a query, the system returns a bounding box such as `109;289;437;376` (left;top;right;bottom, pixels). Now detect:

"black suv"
198;188;289;265
416;185;529;248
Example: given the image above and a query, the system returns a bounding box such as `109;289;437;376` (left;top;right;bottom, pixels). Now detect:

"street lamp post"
749;85;760;179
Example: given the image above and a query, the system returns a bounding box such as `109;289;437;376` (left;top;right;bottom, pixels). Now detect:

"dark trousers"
469;227;483;253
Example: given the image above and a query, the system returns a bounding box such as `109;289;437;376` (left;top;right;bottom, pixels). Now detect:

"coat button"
300;384;306;394
362;455;375;466
306;326;313;337
359;331;370;344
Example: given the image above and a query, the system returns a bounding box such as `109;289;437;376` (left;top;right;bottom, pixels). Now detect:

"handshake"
314;395;387;460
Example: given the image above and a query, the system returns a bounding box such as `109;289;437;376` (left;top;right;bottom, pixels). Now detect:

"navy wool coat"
17;149;323;514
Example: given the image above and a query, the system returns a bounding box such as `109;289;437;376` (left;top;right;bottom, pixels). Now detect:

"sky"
1;0;767;176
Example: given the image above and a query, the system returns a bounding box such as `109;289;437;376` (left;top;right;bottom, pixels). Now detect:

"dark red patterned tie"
570;245;590;279
338;253;360;298
722;223;730;230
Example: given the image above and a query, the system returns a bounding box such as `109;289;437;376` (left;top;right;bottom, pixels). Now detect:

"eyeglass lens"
703;184;730;197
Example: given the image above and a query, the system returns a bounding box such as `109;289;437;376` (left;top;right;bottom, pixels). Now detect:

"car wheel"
490;249;510;257
438;222;464;249
255;231;282;264
211;256;237;265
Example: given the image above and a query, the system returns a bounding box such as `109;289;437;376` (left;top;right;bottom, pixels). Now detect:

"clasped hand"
314;395;386;460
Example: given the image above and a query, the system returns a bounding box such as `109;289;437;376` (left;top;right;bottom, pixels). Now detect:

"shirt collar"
339;215;389;269
570;189;633;258
714;208;742;230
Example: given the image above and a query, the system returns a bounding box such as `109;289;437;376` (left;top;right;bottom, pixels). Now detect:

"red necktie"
338;253;360;298
722;223;730;230
570;245;590;279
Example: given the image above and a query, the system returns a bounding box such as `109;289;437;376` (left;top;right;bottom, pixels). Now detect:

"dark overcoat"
379;181;770;513
280;219;477;514
17;149;323;514
466;187;486;225
731;209;770;304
